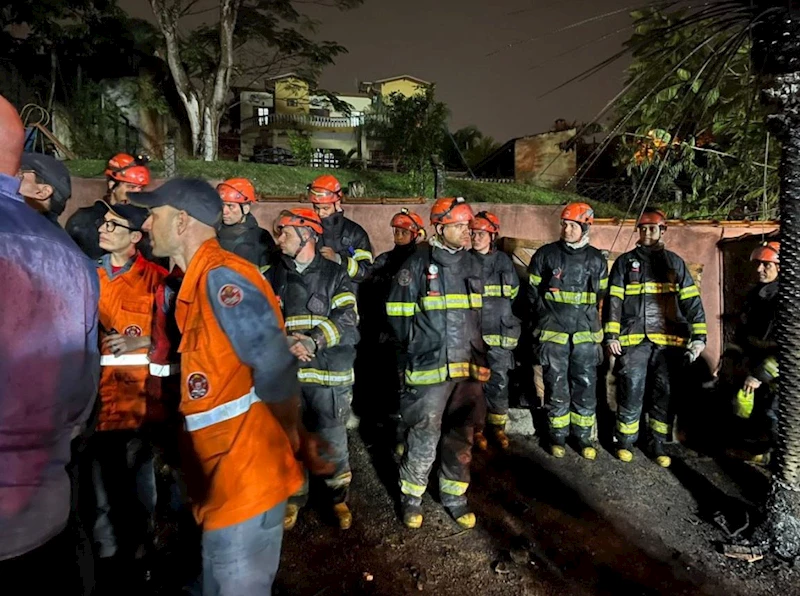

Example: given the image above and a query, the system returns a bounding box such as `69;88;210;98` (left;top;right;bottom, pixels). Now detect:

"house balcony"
258;112;366;131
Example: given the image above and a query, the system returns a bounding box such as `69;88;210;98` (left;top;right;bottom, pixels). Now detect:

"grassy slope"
66;159;625;217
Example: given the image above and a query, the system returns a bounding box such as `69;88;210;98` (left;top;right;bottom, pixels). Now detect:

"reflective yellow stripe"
691;323;707;335
421;293;482;311
386;302;416;317
285;315;329;332
346;256;359;277
469;292;482;308
259;264;271;274
599;277;609;291
609;285;625;300
487;412;508;426
510;286;519;299
354;248;373;263
625;282;679;295
573;330;603;344
604;321;621;334
529;273;542;287
570;412;595;428
735;389;754;419
332;292;357;308
649;418;671;435
439;478;469;496
484;334;519;349
405;366;448;385
485;284;518;298
537;329;569;344
405;362;490;386
317;319;340;347
763;356;779;379
550;413;570;429
400;480;426;497
618;333;688;348
298;367;355;386
617;420;640;435
679;285;700;300
544;290;597;305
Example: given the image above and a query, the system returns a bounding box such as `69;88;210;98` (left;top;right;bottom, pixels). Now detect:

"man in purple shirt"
0;94;100;592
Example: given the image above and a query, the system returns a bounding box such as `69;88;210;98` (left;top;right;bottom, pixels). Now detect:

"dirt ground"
272;422;798;596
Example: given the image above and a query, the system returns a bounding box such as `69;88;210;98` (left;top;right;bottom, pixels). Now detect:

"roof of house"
268;73;306;82
365;75;431;86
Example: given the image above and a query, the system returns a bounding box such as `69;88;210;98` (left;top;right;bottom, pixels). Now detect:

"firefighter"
306;174;373;286
92;200;167;582
527;203;607;459
268;207;360;531
604;208;707;467
216;177;275;270
733;241;780;457
386;196;489;530
66;153;151;259
470;211;521;451
17;152;72;228
132;178;330;595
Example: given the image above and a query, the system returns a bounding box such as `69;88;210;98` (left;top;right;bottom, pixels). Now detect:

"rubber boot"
648;440;671;468
401;495;423;529
445;503;476;529
333;502;352;530
474;431;488;451
616;448;633;462
284;503;300;530
490;426;510;450
550;440;566;458
577;440;597;461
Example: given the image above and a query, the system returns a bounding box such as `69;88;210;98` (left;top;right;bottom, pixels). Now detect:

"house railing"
262;113;364;128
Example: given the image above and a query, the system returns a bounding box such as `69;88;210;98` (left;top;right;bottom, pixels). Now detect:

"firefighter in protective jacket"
216;177;275;270
470;211;521;451
267;207;360;531
527;203;608;459
387;197;489;530
604;208;707;467
307;174;373;285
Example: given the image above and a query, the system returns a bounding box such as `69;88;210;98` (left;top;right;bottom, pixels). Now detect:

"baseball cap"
20;152;72;204
130;178;222;228
95;200;149;231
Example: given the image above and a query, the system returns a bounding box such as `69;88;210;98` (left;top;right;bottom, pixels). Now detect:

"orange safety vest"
97;253;168;431
175;239;303;531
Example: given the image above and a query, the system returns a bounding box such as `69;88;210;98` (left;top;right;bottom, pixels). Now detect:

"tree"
613;7;779;218
367;86;449;175
148;0;360;161
443;125;501;170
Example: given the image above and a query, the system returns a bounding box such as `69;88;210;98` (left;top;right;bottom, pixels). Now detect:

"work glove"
685;340;706;364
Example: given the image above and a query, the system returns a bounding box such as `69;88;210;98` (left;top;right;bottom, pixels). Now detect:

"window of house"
287;99;298;107
256;106;269;126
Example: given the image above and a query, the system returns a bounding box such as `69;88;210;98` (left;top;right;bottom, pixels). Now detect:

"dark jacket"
473;249;522;350
740;280;779;383
387;240;489;386
266;252;360;386
320;211;373;284
527;240;608;344
65;203;105;260
218;213;275;271
603;244;707;348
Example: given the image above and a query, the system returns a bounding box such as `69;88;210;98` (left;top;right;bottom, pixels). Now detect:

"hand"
606;339;622;357
289;333;315;362
298;430;335;476
102;333;148;356
743;376;762;393
319;247;340;263
685;340;706;364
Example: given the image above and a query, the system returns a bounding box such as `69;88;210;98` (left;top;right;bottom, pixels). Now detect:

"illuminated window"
257;107;269;126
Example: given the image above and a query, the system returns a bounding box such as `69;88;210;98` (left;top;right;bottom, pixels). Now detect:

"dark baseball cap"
95;200;149;231
130;177;222;228
20;152;72;204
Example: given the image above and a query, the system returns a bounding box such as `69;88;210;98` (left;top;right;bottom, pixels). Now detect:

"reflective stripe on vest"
100;354;150;366
184;387;260;432
150;362;179;377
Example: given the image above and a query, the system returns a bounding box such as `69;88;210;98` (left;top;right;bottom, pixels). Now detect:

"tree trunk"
201;105;221;161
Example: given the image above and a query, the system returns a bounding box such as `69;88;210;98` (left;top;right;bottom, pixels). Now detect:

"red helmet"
307;174;342;204
105;153;135;177
105;153;151;186
217;178;256;204
275;208;323;236
430;197;474;226
391;208;426;237
470;211;500;234
561;202;594;225
637;208;667;228
750;241;780;264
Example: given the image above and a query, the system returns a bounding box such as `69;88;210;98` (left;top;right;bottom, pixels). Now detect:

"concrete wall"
379;79;427;98
514;129;577;188
63;177;779;368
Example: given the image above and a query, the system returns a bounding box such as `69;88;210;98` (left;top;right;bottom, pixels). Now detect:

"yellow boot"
333;502;352;530
551;444;566;458
616;448;633;462
474;431;488;451
581;446;597;460
492;427;510;450
284;504;300;530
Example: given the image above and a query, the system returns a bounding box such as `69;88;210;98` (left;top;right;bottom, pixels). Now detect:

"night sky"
122;0;634;143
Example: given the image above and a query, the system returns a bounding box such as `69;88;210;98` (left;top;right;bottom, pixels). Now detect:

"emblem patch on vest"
397;269;412;287
124;325;142;337
187;372;210;400
217;284;243;307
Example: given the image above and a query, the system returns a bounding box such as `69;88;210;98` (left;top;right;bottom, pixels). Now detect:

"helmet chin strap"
290;227;314;259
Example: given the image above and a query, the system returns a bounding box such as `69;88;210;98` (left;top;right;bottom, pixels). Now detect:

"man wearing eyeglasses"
92;201;168;587
216;177;275;271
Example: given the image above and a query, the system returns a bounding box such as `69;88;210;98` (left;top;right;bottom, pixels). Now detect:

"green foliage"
61;82;132;158
287;131;313;166
443;125;501;170
615;8;779;218
366;86;449;175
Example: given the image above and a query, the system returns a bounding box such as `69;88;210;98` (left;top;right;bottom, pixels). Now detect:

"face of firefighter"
98;212;141;254
561;220;583;243
638;224;664;247
277;225;312;258
18;171;53;212
439;222;471;250
142;205;181;258
222;202;249;226
756;261;779;284
313;201;339;219
393;227;414;246
110;182;144;205
471;230;492;254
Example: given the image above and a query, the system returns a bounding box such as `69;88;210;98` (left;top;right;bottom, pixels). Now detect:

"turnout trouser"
291;384;352;505
484;347;513;429
399;379;482;509
614;341;684;448
539;340;601;444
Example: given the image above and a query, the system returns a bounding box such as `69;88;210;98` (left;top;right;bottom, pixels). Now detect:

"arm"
603;257;625;346
526;249;546;319
342;228;374;284
386;260;420;347
596;254;609;307
308;270;360;351
675;257;707;343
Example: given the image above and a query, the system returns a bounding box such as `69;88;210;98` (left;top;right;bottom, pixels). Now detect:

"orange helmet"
750;241;780;264
561;202;594;225
430;197;474;226
391;208;426;238
470;211;500;234
217;178;256;204
105;153;151;186
275;208;323;236
307;174;342;204
637;208;667;228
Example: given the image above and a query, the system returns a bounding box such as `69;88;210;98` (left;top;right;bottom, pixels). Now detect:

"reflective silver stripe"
184;388;259;432
100;354;150;366
149;362;179;377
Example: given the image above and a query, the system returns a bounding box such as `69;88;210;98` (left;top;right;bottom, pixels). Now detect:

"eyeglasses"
99;219;137;233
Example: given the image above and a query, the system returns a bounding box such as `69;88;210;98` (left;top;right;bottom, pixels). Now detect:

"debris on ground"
722;544;765;563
